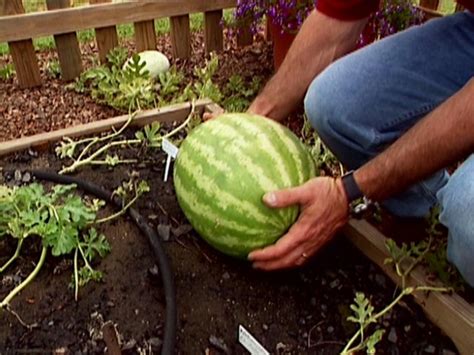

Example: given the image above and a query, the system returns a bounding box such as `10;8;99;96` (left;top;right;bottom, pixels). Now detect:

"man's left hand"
248;177;350;270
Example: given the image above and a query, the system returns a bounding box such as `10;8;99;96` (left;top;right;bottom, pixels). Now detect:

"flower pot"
268;19;297;70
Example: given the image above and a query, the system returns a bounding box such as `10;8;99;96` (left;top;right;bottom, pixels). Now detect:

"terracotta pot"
268;19;297;70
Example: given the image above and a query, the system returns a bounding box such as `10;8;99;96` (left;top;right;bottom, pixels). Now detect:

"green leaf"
81;228;111;261
365;329;385;354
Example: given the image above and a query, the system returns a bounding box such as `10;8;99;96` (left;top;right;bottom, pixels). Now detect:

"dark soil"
0;143;460;355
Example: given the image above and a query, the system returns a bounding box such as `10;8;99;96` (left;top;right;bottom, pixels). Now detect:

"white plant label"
162;138;179;182
238;325;269;355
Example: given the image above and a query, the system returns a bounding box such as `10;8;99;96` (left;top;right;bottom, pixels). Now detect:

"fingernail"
263;192;276;206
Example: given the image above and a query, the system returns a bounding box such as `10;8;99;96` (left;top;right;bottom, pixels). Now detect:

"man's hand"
248;177;350;270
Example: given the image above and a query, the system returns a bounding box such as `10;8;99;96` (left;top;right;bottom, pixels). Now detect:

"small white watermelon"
123;50;170;78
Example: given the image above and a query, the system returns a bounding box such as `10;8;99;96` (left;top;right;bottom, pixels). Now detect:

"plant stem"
94;191;141;224
74;248;79;302
0;238;24;273
88;159;138;166
0;246;47;309
77;242;94;271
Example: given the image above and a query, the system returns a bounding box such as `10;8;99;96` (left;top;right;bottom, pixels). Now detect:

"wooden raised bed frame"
0;100;472;354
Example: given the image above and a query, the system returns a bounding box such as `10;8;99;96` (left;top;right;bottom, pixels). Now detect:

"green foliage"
46;60;61;78
0;183;110;309
300;116;341;173
222;74;262;112
73;48;156;112
193;53;222;103
0;63;15;80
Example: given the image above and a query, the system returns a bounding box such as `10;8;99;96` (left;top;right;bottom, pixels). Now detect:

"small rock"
327;326;334;334
262;324;268;331
134;309;139;315
157;224;171;241
222;272;230;280
106;301;115;308
53;347;68;355
329;279;340;289
388;327;398;343
417;321;426;329
172;224;193;237
442;350;457;355
48;320;54;327
149;337;162;350
404;325;411;333
276;343;287;352
209;335;230;354
28;148;38;157
14;170;22;182
22;172;31;183
148;265;159;277
425;345;436;354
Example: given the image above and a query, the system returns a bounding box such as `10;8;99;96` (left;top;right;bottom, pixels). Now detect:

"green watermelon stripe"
174;175;283;257
222;115;293;187
202;122;282;192
210;117;297;222
175;152;285;230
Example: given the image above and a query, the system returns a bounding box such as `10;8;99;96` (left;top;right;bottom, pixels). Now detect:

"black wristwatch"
340;170;373;217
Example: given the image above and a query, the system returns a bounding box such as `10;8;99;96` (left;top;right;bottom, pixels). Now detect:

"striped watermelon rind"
173;113;317;258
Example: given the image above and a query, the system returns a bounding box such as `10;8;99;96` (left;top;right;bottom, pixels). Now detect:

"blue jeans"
304;12;474;286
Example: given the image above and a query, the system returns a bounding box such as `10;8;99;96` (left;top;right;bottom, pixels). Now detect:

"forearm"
250;11;367;121
355;78;474;201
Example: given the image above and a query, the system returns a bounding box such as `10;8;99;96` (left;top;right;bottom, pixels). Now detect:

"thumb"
263;186;305;208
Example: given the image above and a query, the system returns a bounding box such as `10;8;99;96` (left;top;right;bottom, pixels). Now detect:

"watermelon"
123;50;170;78
173;113;317;258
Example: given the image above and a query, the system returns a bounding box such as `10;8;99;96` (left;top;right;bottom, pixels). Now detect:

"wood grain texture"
204;10;224;53
0;0;237;43
170;14;191;59
0;100;212;156
134;20;156;52
344;219;474;355
419;0;440;10
90;0;118;64
1;0;41;88
47;0;83;81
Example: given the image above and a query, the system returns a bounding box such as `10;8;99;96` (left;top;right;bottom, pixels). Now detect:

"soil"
0;28;468;355
0;143;460;355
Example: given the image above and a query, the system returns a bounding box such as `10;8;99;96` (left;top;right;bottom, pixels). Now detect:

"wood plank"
418;6;444;20
90;0;118;65
344;219;474;355
419;0;440;10
170;14;191;59
0;100;212;156
134;20;156;52
46;0;83;81
455;3;465;12
237;27;253;47
0;0;237;43
0;0;41;88
204;9;224;53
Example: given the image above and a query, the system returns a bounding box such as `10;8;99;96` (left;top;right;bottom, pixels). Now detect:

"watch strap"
341;171;364;203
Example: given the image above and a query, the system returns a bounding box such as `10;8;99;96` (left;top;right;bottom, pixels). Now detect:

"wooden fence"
0;0;254;88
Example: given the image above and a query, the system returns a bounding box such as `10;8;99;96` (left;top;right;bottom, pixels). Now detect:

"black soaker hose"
30;170;176;355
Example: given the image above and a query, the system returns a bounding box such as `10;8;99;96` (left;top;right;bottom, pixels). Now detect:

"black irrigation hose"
29;170;177;355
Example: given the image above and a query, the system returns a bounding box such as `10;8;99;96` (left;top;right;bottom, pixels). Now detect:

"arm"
355;78;474;200
249;79;474;270
249;10;368;121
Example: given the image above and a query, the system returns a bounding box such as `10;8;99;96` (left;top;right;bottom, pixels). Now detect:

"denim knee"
304;65;378;169
437;155;474;287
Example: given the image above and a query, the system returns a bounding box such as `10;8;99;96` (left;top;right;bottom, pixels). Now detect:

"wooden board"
0;0;237;43
204;9;224;53
419;0;440;10
46;0;83;81
0;0;41;88
170;14;191;59
134;20;156;52
0;100;212;157
344;219;474;355
90;0;118;64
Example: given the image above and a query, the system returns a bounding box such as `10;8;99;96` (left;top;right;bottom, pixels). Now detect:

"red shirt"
316;0;474;21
